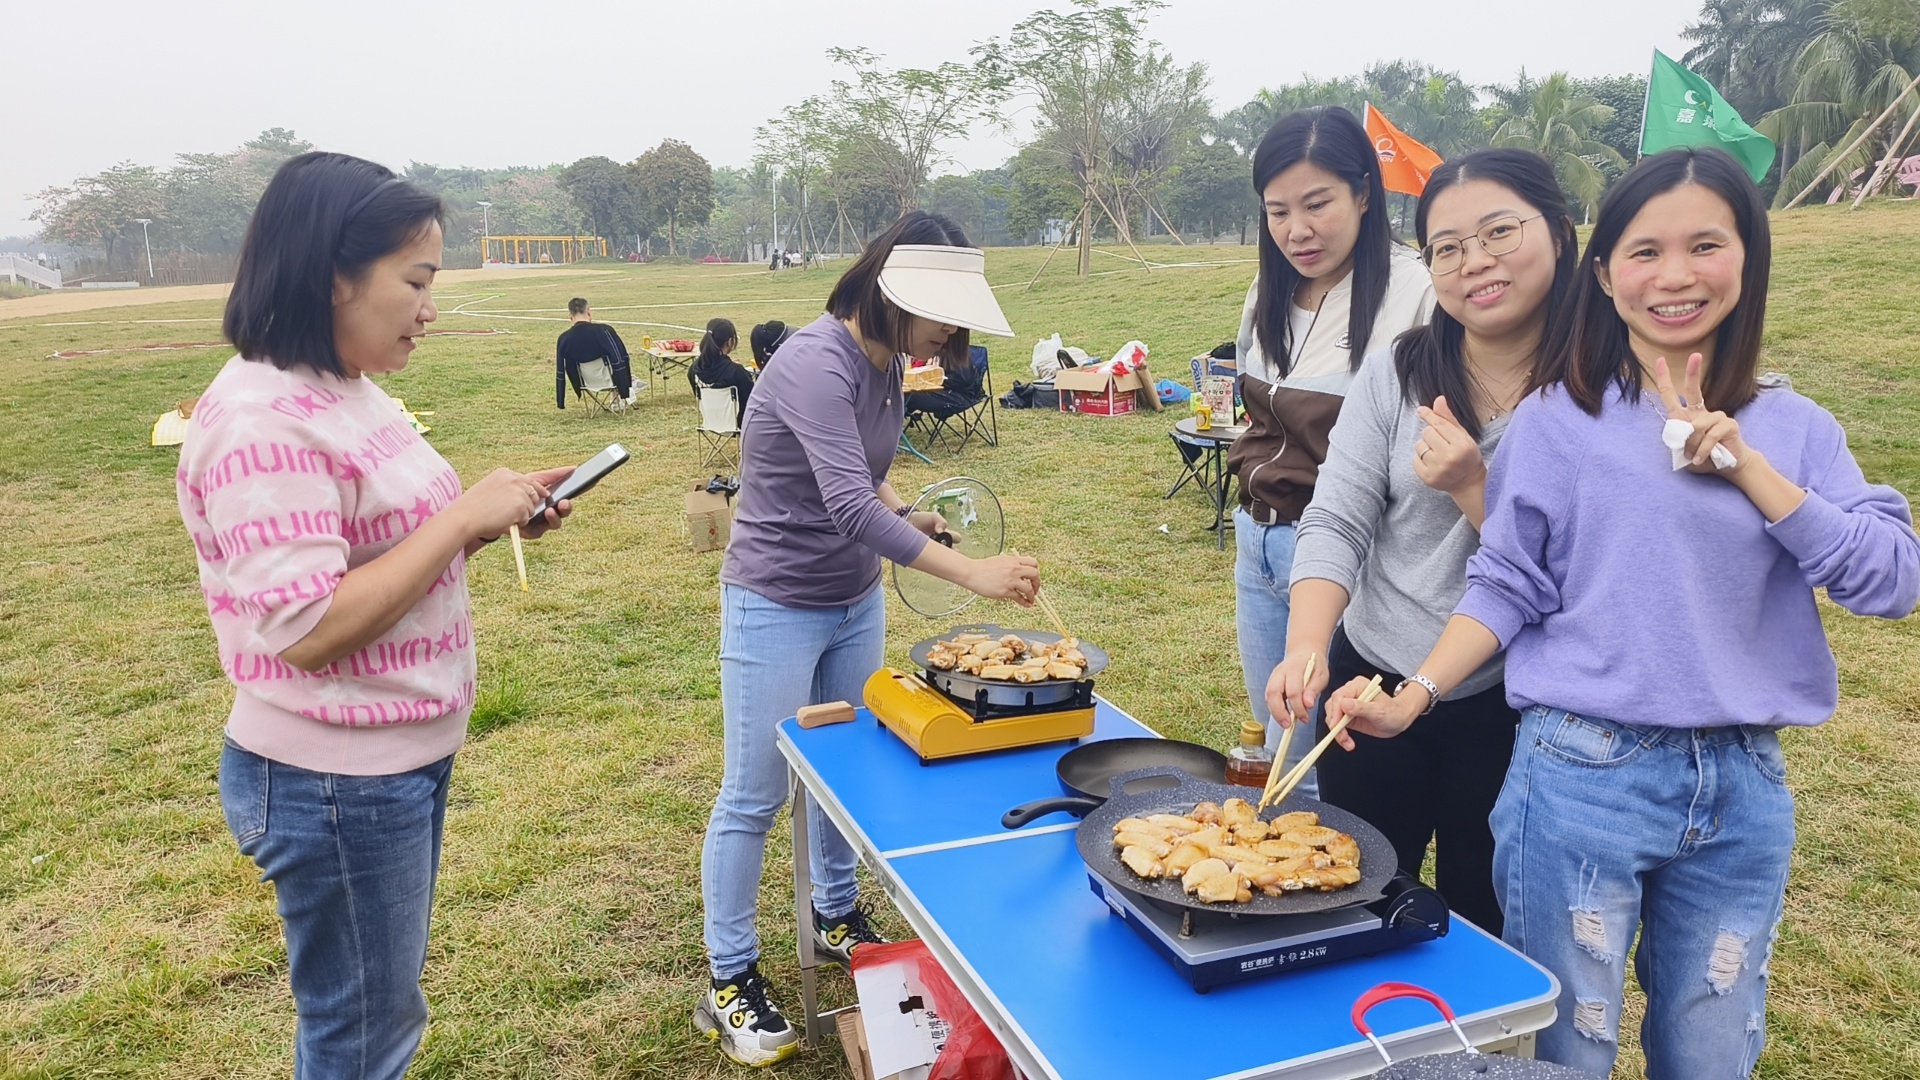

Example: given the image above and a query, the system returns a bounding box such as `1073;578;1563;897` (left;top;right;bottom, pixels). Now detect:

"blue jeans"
1492;707;1795;1079
1232;508;1316;798
702;583;884;979
219;739;453;1080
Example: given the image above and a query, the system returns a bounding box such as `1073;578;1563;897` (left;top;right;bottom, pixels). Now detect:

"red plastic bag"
850;940;1016;1080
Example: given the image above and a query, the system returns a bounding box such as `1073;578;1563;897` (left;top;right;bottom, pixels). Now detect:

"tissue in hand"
1662;418;1737;471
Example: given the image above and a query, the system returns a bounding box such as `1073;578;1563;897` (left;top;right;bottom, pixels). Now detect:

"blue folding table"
779;698;1560;1080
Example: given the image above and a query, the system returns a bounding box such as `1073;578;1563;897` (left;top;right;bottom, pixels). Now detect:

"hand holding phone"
529;443;630;527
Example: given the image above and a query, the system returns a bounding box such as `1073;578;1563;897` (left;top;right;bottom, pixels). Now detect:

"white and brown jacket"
1228;252;1433;525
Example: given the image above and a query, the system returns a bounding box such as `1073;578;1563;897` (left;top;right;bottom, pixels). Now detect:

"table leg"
789;772;824;1046
1209;446;1230;551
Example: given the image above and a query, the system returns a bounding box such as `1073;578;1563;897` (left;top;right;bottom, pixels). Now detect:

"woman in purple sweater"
1322;148;1920;1077
696;212;1040;1067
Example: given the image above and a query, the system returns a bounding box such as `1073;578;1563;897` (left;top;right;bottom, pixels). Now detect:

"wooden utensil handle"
797;701;858;729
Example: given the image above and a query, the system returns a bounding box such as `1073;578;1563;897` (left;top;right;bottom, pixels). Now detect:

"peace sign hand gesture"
1653;353;1747;476
1412;395;1486;494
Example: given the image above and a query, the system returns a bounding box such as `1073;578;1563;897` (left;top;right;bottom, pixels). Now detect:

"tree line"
26;0;1916;277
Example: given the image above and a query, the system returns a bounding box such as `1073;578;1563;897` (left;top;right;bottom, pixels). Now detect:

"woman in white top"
1226;106;1433;795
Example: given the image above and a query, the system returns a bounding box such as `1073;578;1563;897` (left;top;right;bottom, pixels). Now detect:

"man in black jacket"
555;297;635;408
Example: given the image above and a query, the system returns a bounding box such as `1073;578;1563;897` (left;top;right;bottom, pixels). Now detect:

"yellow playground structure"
481;235;609;265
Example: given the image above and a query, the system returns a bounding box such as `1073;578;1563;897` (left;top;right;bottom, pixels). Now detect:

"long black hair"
826;210;974;367
1552;147;1771;416
1393;148;1579;442
224;152;444;377
693;317;739;381
1250;106;1391;376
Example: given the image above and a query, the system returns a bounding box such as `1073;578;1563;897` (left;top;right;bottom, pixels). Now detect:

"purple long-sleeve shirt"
721;315;929;608
1457;380;1920;729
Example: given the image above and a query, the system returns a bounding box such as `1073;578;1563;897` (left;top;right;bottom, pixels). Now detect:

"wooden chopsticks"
1260;673;1384;810
508;525;529;592
1009;546;1073;642
1257;653;1314;808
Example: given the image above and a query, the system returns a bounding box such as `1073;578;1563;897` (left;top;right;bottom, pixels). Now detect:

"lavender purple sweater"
721;315;929;608
1457;380;1920;728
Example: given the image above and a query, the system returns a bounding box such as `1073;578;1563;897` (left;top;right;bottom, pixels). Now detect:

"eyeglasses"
1421;215;1544;275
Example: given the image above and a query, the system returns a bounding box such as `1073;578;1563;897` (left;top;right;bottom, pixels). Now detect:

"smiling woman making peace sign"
1320;148;1920;1077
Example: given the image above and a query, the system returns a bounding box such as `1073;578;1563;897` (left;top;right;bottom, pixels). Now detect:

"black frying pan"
1000;738;1229;829
1077;766;1399;916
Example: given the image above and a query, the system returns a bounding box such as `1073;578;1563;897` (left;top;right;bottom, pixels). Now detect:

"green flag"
1640;50;1776;182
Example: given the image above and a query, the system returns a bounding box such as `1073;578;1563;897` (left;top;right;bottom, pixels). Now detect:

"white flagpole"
1637;50;1656;163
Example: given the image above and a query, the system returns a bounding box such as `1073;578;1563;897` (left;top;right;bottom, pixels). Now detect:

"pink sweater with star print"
177;355;474;776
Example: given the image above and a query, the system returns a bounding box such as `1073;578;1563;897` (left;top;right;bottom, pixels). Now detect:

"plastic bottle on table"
1224;719;1273;788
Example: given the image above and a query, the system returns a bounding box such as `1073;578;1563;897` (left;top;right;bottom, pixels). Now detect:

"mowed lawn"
1;212;1917;1079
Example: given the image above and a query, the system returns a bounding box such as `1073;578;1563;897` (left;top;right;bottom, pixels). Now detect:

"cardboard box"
1054;365;1146;417
836;1008;935;1080
851;950;947;1080
684;480;734;552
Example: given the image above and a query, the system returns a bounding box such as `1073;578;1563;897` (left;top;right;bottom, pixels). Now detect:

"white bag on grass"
1031;333;1064;379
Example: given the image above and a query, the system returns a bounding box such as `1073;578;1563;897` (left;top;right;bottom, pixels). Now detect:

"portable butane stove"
864;664;1097;762
1087;871;1451;991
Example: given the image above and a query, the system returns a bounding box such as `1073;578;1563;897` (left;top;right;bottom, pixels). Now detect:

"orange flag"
1364;103;1444;196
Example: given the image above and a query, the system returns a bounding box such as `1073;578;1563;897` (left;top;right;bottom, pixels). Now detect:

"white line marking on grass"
27;318;225;327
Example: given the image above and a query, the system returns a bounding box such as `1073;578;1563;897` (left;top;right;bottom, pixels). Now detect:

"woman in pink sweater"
177;152;574;1079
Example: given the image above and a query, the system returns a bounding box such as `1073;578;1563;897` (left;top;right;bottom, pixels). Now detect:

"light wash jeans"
1493;706;1795;1079
219;739;453;1080
1232;507;1316;798
701;583;883;979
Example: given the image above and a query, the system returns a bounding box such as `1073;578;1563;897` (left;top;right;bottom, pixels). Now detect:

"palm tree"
1490;72;1629;216
1759;7;1920;205
1362;60;1489;157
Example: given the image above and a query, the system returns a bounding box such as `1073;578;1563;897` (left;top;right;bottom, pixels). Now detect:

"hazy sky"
1;0;1696;238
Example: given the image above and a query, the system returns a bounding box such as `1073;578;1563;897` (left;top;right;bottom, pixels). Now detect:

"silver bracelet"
1395;674;1442;715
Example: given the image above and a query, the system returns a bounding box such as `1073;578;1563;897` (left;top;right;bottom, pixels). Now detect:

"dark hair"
749;320;788;365
568;297;589;316
698;317;738;368
1393;149;1579;442
826;210;972;366
1553;147;1771;416
223;151;445;377
1250;107;1392;376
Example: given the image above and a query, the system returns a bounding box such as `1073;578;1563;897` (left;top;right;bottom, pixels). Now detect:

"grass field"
2;208;1917;1079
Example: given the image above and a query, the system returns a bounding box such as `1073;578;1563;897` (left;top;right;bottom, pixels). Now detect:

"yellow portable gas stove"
866;624;1106;762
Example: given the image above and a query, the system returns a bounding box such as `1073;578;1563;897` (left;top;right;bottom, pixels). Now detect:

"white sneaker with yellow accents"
693;963;798;1068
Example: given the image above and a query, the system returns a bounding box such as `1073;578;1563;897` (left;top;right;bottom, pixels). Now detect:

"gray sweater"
1289;348;1508;698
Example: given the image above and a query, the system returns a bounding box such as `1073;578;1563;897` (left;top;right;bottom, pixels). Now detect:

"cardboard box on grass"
685;480;734;552
1054;363;1146;416
839;948;951;1080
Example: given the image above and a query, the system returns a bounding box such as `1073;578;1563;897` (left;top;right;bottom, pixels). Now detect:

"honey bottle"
1224;719;1274;788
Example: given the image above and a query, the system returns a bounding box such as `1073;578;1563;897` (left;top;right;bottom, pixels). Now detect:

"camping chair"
573;358;626;416
696;385;741;473
906;345;999;455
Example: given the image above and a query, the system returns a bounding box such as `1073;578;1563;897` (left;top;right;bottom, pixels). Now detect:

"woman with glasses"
1265;149;1577;934
1227;106;1434;798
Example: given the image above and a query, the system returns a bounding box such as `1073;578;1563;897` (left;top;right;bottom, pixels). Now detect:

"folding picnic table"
1166;415;1244;550
778;699;1561;1079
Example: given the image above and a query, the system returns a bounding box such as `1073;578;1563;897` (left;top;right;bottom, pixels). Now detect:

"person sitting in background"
555;297;633;408
749;320;795;370
904;349;984;420
689;317;755;425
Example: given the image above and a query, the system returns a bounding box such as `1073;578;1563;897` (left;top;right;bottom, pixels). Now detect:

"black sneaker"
812;902;889;966
693;963;799;1067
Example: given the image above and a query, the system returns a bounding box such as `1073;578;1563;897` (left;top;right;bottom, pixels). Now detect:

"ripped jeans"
1492;706;1795;1079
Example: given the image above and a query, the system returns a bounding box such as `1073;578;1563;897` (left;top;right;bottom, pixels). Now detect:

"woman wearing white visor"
696;211;1040;1067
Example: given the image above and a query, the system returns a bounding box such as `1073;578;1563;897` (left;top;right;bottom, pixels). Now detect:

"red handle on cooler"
1351;981;1476;1065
